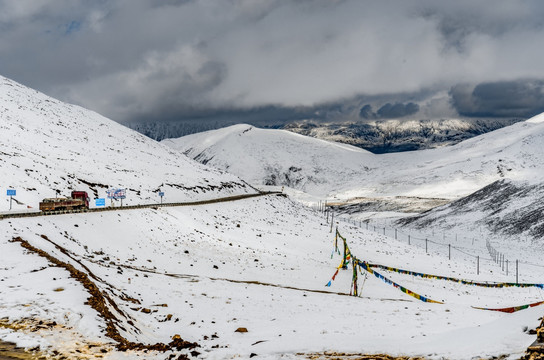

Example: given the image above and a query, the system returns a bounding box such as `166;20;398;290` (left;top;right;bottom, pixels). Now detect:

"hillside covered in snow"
126;117;522;154
163;124;377;198
163;116;544;201
1;74;544;360
0;76;253;213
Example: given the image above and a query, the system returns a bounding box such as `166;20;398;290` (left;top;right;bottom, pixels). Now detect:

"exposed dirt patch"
9;236;199;354
300;352;424;360
76;178;109;198
329;196;450;215
0;318;112;359
0;339;48;360
162;181;248;194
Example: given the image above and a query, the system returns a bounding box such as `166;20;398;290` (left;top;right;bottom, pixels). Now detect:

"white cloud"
3;0;544;122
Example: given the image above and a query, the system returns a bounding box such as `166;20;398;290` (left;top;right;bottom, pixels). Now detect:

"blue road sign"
95;198;106;207
159;192;165;197
6;189;16;196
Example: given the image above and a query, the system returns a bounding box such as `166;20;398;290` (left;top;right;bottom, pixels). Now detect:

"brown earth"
9;236;199;355
300;353;424;360
0;340;47;360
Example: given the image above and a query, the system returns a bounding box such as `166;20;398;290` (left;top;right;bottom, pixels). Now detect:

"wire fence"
315;205;544;283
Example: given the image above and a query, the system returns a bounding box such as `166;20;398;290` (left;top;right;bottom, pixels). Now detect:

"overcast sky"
2;0;544;126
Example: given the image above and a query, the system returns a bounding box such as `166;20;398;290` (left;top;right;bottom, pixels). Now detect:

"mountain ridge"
0;75;253;212
163;116;544;201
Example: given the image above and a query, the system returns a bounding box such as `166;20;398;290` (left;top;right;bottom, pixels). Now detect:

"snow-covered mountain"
163;124;377;197
397;178;544;241
163;116;544;201
284;117;523;153
0;76;252;212
1;74;544;359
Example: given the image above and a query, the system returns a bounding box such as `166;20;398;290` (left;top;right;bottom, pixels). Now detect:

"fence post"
383;227;386;235
366;222;368;230
516;259;519;284
395;229;397;240
425;238;428;254
477;256;479;275
506;259;508;276
326;210;329;223
448;244;451;260
408;235;411;245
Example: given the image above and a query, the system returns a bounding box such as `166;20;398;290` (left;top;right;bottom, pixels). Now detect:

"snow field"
1;195;541;359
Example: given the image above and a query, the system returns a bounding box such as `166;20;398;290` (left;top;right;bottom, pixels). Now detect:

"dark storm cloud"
450;80;544;118
149;0;194;8
2;0;544;125
359;103;420;119
419;2;544;53
377;103;420;119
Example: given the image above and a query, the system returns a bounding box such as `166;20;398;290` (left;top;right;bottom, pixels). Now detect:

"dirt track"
0;340;43;360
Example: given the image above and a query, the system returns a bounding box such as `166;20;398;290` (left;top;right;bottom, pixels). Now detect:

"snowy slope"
396;178;544;243
2;195;543;359
162;124;376;197
164;117;544;200
390;113;544;239
0;75;543;359
0;76;252;212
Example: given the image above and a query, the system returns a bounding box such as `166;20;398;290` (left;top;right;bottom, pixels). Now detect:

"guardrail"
0;192;286;220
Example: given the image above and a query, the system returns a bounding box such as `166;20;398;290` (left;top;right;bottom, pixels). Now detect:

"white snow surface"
1;197;543;359
0;75;543;359
0;75;253;213
164;118;544;200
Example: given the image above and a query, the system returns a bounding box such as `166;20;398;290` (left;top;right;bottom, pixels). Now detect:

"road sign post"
159;192;164;204
107;188;126;207
7;189;16;210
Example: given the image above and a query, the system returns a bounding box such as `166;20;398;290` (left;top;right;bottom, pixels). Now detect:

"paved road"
0;191;285;221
